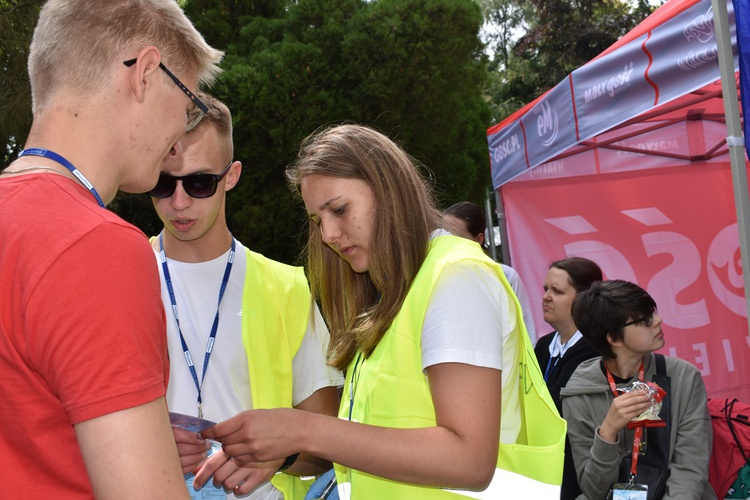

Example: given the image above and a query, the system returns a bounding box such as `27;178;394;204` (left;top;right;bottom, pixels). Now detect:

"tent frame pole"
484;191;498;262
711;0;750;335
494;189;511;265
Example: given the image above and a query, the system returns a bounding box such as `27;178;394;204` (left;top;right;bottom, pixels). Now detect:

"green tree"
1;0;493;265
205;0;364;265
343;0;491;205
480;0;532;72
484;0;659;124
165;0;492;264
0;0;42;166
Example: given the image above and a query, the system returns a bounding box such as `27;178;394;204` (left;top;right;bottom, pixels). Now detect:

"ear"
224;161;242;191
606;332;623;348
125;46;162;104
475;233;485;245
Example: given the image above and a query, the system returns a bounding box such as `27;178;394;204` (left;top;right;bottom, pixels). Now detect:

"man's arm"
75;398;189;500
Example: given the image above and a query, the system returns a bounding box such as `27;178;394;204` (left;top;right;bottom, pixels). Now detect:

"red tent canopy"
486;0;750;401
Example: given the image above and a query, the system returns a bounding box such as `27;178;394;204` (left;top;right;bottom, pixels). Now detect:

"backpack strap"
654;353;667;377
649;354;672;463
726;398;750;464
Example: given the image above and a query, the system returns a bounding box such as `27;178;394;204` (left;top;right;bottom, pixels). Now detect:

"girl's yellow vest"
241;248;314;499
333;236;565;499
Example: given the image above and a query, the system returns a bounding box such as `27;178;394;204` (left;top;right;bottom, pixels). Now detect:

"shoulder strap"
726;399;750;464
647;354;672;463
654;353;667;376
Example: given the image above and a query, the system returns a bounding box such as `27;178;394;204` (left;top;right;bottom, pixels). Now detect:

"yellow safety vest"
241;248;315;499
333;236;565;499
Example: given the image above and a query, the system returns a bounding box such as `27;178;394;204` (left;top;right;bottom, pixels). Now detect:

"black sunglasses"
149;161;233;199
123;58;208;131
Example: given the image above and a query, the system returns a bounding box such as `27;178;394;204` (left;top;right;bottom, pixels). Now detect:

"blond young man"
0;1;222;498
149;94;343;499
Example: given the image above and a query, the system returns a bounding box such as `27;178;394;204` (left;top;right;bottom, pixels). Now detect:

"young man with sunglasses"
0;1;223;498
561;280;715;499
149;93;343;499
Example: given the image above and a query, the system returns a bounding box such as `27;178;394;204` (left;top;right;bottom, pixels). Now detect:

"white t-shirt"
421;231;521;444
156;242;343;500
500;263;538;345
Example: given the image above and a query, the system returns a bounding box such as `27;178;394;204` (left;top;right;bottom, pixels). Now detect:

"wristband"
277;453;299;472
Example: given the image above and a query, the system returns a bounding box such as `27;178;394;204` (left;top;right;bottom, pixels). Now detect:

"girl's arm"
201;362;501;491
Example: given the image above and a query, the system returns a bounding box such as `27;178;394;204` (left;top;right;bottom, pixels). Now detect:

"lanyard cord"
544;355;560;382
159;232;235;418
348;352;363;421
347;293;379;421
605;359;645;482
19;148;106;207
544;331;573;382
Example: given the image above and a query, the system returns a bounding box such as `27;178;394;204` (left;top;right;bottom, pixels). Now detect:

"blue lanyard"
159;233;235;418
544;355;560;382
19;148;105;208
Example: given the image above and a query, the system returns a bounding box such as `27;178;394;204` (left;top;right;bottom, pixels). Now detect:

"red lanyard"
605;360;645;479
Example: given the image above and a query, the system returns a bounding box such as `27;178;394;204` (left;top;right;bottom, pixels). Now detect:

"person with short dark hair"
444;200;538;344
535;257;602;411
444;201;489;248
534;256;602;499
561;280;715;499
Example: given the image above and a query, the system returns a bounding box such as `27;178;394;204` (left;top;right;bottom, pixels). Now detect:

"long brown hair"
286;124;442;370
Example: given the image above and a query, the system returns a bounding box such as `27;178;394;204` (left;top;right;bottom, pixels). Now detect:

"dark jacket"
535;331;599;414
560;354;715;500
535;331;599;500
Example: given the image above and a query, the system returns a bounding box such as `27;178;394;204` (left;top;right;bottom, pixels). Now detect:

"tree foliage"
1;0;667;265
483;0;659;124
173;0;492;264
0;0;41;165
1;0;492;264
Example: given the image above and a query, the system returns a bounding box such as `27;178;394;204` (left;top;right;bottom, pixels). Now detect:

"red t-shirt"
0;174;169;497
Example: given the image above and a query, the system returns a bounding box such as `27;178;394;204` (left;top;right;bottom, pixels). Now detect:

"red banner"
503;162;750;401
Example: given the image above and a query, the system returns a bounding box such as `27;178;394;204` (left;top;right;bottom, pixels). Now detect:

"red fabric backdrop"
503;161;750;402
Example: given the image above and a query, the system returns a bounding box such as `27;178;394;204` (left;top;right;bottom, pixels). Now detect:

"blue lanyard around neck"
159;232;236;418
544;355;560;382
544;331;564;382
19;148;105;208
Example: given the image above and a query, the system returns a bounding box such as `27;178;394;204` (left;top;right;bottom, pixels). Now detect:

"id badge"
185;439;226;499
169;413;226;499
185;472;226;499
612;483;648;500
